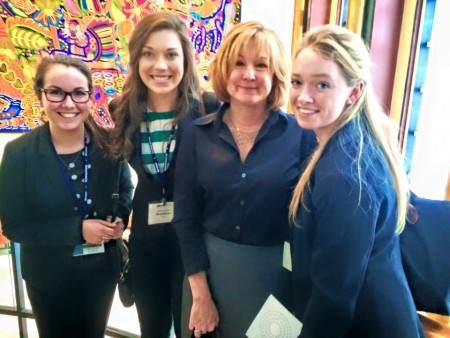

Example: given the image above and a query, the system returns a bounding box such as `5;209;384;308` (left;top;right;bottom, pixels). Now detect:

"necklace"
57;149;83;170
223;113;262;146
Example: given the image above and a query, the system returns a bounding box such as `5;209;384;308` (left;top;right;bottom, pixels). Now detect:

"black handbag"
112;162;135;308
117;237;134;307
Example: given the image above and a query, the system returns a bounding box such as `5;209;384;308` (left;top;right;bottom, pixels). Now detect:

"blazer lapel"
37;124;74;205
130;129;148;178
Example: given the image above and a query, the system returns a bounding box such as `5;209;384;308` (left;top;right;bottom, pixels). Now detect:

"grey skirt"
181;232;292;338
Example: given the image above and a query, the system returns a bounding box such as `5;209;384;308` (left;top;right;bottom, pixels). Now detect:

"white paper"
282;241;292;271
246;294;302;338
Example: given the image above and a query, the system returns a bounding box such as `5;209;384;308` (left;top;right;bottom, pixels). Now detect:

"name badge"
73;243;105;257
148;201;174;225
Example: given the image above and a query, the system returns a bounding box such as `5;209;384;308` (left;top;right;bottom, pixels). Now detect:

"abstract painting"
0;0;241;131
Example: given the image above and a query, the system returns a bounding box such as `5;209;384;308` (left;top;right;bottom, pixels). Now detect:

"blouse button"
241;173;246;178
235;225;241;230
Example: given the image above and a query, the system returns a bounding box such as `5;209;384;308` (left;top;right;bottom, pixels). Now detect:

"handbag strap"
112;161;129;265
111;161;123;219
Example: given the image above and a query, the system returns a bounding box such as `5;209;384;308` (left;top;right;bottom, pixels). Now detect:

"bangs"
227;33;272;68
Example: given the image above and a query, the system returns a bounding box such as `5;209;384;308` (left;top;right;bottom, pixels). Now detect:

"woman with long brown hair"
109;12;204;338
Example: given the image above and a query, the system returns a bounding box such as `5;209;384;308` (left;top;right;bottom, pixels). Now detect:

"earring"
347;99;353;105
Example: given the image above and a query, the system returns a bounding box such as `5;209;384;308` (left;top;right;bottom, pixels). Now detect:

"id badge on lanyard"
73;243;105;256
146;124;176;225
148;201;174;225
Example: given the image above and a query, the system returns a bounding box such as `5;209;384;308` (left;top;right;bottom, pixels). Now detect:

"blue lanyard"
54;131;90;218
146;124;176;203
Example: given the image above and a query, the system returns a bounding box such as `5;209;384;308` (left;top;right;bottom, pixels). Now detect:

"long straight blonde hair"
289;25;409;233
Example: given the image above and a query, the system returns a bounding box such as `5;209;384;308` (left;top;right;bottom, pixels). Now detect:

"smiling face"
138;29;184;107
290;47;358;141
40;64;92;134
226;40;273;110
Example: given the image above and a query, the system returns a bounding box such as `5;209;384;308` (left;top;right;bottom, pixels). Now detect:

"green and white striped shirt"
140;111;177;175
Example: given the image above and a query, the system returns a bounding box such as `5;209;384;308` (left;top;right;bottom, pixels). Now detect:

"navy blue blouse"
174;103;316;275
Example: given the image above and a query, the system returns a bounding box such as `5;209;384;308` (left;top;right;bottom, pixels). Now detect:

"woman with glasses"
0;55;134;338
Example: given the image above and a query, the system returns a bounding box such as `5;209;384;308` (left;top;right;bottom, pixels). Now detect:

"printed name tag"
148;201;174;225
73;243;105;257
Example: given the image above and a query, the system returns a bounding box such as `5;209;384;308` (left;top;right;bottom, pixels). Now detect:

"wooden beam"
291;0;307;56
347;0;365;34
390;0;425;153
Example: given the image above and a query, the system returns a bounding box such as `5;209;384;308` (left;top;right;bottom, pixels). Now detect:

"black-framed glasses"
40;88;91;103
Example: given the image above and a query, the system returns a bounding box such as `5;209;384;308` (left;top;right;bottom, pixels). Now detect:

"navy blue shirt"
174;103;316;275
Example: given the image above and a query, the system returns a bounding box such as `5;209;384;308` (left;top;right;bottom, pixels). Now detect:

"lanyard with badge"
53;131;105;256
147;123;176;225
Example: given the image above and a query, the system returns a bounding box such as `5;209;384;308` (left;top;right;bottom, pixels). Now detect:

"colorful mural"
0;0;241;132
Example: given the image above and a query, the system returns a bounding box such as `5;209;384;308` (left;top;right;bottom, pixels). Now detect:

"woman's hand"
110;217;125;239
104;216;125;240
82;219;116;244
188;271;219;337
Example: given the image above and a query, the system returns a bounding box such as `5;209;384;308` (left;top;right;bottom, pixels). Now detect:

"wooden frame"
291;0;308;56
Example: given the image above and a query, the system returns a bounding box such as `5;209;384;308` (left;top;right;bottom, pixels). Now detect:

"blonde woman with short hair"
174;21;316;337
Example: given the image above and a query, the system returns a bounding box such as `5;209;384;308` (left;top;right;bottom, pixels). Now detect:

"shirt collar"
200;102;288;131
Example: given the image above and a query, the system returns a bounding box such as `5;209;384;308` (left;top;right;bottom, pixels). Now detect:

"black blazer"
291;123;423;338
127;105;202;246
401;192;450;315
0;123;133;293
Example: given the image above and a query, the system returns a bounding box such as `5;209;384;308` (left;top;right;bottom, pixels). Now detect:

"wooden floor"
419;311;450;338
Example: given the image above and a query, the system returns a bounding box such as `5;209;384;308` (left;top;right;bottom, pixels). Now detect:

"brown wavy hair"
34;55;109;151
110;12;202;160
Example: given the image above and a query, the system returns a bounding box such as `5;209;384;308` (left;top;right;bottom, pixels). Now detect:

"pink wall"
309;0;332;28
307;0;404;112
370;0;404;111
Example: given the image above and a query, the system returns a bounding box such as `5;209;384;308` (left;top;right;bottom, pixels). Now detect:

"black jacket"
0;123;133;293
127;102;203;246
